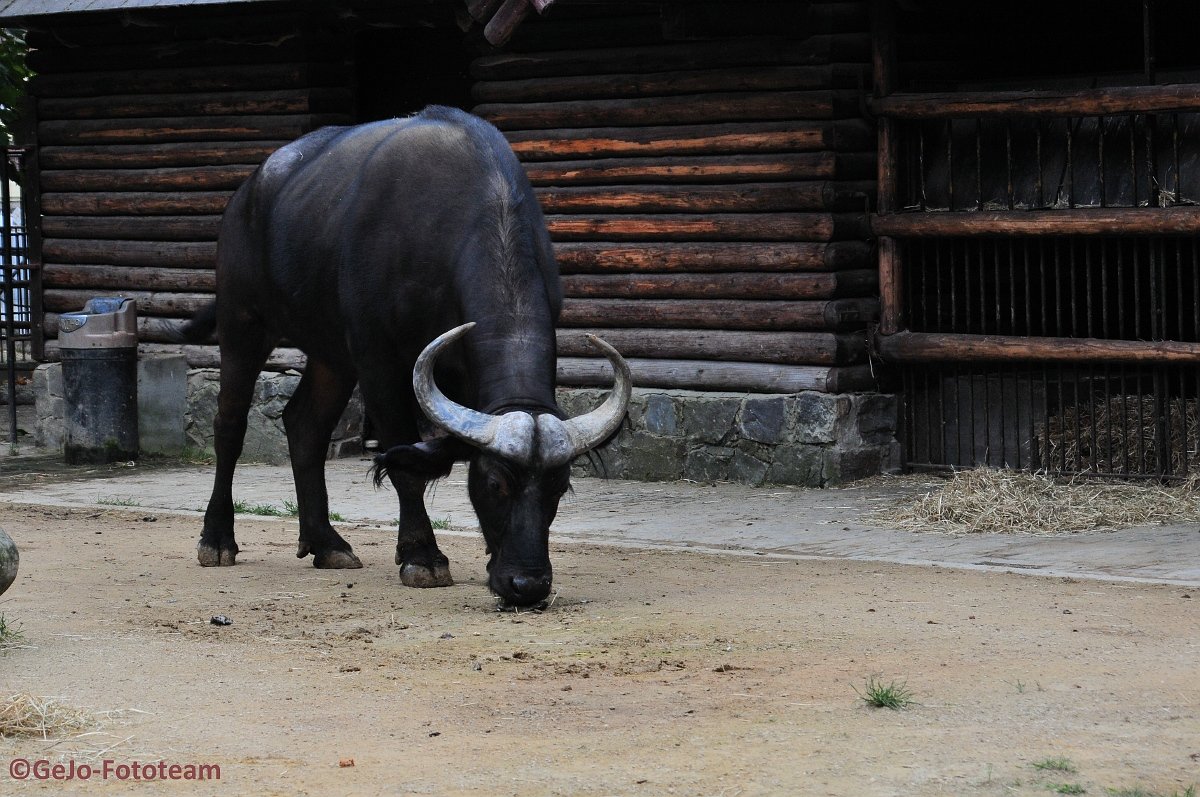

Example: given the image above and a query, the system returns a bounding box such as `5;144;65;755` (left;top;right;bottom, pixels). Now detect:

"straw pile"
877;468;1200;534
1044;394;1200;475
0;693;93;739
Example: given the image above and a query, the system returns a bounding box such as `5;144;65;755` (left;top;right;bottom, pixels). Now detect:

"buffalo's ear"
371;436;473;486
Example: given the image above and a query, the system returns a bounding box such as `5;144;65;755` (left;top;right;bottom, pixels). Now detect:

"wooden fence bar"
876;330;1200;364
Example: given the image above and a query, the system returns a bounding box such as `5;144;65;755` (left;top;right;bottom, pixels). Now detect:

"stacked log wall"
29;4;352;365
475;0;877;393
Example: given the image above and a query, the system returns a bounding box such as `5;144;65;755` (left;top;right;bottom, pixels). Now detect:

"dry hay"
1044;394;1200;475
876;468;1200;534
0;693;93;739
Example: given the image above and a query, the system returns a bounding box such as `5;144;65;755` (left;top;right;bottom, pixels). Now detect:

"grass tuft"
854;676;914;710
96;495;140;507
0;614;24;649
1034;758;1078;774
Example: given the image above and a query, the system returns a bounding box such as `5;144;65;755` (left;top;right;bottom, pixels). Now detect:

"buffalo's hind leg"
198;324;275;566
284;358;362;569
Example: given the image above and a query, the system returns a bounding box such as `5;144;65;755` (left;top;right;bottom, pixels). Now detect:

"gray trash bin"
59;297;139;464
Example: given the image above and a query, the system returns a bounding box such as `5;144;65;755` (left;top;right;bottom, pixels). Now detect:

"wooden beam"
870;83;1200;120
43;264;215;292
555;328;867;366
43;289;211;317
42;217;223;241
535;182;874;214
546;213;867;243
41;166;255;193
558;297;878;331
870;207;1200;237
38;115;348;146
42;192;233;216
876;330;1200;364
560;271;878;300
553;241;873;274
484;0;532;47
40;142;284;170
524;153;875;185
557;357;875;393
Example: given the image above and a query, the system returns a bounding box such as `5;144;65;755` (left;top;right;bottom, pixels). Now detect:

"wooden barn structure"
4;0;1199;481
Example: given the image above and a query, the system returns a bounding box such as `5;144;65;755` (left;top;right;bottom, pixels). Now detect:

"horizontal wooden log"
38;88;351;121
25;9;310;49
42;166;255;193
557;357;873;393
42;192;233;217
870;84;1200;120
471;35;871;80
546;213;868;242
536;181;874;213
43;264;215;292
40;142;284;170
27;34;325;73
31;62;350;99
560;270;878;300
44;241;217;270
41;340;305;372
473;65;867;104
555;328;867;365
558;297;878;331
871;207;1200;237
553;241;873;273
524;154;875;185
43;289;212;317
42;217;223;242
505;120;874;161
38;115;348;146
876;330;1200;364
484;0;533;47
476;90;860;130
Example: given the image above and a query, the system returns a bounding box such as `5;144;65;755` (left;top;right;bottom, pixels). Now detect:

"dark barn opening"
353;25;475;122
875;0;1200;479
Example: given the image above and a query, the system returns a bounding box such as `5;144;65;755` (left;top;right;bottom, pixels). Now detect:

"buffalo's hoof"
313;549;363;569
399;562;454;588
197;543;237;567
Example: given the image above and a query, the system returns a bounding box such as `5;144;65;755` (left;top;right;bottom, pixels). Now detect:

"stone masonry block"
738;396;788;444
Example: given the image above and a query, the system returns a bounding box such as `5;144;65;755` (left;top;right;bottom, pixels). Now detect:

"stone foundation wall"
35;364;896;485
559;389;898;487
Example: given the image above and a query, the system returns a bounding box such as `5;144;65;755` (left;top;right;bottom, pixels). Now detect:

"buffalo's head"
409;323;630;607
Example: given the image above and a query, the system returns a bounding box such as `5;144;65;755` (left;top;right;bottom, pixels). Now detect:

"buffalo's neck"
462;314;559;416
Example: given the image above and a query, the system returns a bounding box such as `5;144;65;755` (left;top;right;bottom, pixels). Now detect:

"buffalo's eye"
487;473;510;499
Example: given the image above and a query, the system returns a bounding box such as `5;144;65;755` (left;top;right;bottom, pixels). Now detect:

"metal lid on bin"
58;297;138;349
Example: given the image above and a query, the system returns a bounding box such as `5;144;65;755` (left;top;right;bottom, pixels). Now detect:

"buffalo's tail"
170;301;218;344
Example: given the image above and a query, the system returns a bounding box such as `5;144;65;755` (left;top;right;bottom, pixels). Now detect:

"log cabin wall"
473;0;880;395
27;2;353;369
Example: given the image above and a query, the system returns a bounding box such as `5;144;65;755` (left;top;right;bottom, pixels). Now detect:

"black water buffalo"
182;106;630;607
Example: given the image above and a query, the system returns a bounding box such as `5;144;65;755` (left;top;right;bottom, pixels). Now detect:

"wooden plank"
31;62;350;98
473;65;859;104
43;289;212;317
876;330;1200;364
870;84;1200;120
558;297;878;331
553;241;873;273
536;182;874;213
505;120;874;161
546;213;868;242
26;35;322;73
871;207;1200;237
43;214;222;241
476;90;859;130
43;264;216;292
471;35;871;80
523;153;875;185
41;339;306;372
560;271;878;300
40;142;284;169
38;88;351;120
44;240;218;268
37;115;347;145
556;357;851;393
555;328;867;366
484;0;533;47
42;166;255;192
42;191;233;216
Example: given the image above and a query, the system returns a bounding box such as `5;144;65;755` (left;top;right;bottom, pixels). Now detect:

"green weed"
854;676;914;710
96;495;140;507
0;614;25;649
1034;758;1078;774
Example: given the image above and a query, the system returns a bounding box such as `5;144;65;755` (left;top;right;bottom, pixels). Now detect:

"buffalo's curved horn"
412;322;536;465
536;334;631;467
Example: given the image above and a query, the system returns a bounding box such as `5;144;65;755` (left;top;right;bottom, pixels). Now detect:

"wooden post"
871;0;902;335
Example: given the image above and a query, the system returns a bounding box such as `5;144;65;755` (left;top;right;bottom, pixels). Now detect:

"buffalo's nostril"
508;573;552;603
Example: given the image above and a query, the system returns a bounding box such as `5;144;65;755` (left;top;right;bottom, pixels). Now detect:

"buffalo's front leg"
284;359;362;569
393;472;453;587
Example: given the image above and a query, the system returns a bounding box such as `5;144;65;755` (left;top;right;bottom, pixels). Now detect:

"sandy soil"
0;502;1196;796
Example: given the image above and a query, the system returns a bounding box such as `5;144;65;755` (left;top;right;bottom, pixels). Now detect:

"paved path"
2;453;1198;587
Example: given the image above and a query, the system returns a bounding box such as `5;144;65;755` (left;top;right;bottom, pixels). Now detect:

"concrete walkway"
2;451;1198;587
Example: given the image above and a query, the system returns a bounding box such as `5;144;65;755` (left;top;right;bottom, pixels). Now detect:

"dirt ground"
0;501;1197;796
